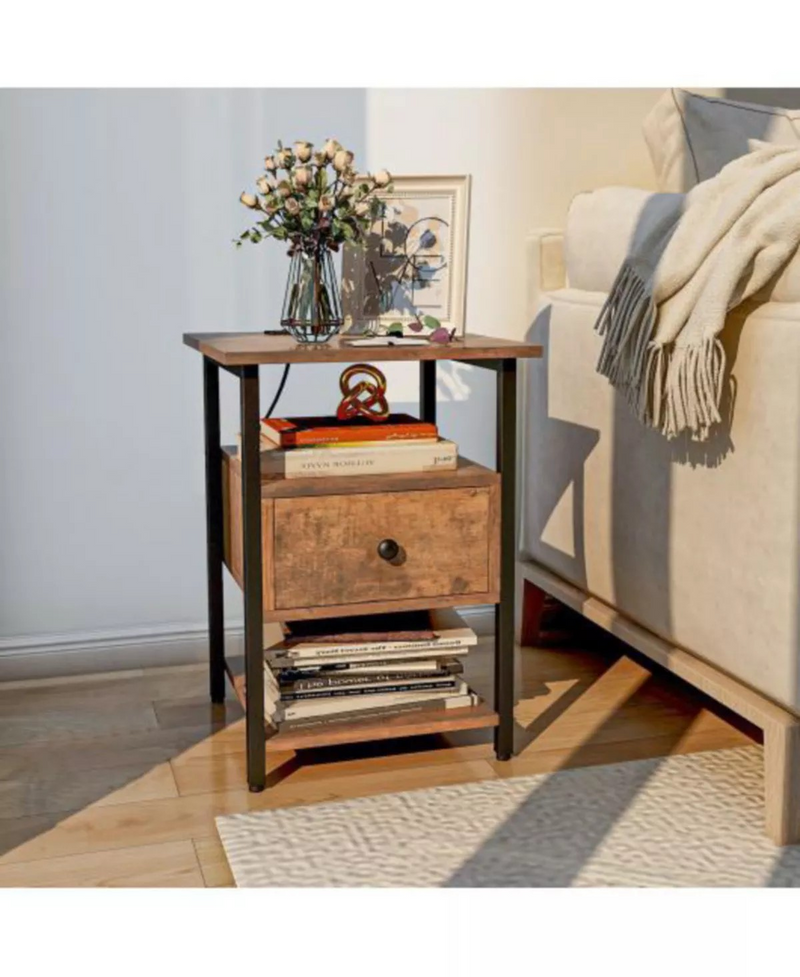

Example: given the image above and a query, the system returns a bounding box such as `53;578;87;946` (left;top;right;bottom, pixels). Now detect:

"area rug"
215;746;800;887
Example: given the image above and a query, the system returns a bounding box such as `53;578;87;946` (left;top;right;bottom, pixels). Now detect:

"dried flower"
374;169;391;187
236;139;385;256
333;149;354;173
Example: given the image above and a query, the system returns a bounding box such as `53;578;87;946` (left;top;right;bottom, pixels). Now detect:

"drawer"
273;486;495;610
222;448;500;621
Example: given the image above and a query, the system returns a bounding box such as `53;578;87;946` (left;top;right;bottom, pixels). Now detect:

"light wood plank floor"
0;615;759;886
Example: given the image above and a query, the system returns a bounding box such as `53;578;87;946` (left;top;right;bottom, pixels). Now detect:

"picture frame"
341;174;471;337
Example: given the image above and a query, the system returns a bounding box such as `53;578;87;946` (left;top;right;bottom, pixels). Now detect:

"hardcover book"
274;656;463;682
265;680;471;722
276;692;480;730
237;435;457;479
261;413;437;448
273;658;464;690
264;608;477;664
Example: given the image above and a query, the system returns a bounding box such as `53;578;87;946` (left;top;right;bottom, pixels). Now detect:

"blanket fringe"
595;261;657;402
595;261;727;441
661;337;726;441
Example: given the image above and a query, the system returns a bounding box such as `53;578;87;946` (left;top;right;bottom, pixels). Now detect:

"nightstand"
183;332;543;791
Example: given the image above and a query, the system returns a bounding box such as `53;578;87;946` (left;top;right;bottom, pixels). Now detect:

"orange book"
261;413;438;448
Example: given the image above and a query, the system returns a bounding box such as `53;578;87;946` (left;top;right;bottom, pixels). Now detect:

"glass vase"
280;248;343;344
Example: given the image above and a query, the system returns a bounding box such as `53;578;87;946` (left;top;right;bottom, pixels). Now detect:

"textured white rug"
216;746;800;887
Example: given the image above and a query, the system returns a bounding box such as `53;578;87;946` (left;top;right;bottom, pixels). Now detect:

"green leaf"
422;315;441;331
387;323;404;337
272;226;288;240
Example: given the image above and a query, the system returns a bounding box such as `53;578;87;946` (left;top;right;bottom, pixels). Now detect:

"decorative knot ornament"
336;364;390;422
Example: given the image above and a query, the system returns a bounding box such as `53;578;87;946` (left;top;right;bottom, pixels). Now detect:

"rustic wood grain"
183;332;543;367
273;486;492;609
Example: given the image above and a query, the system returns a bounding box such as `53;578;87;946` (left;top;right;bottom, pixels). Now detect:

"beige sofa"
517;90;800;844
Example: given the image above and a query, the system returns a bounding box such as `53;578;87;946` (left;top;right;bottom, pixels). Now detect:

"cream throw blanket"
595;142;800;440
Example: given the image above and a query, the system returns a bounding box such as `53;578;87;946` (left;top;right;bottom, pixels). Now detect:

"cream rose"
323;138;341;160
318;194;334;213
293;141;313;163
284;197;301;216
293;166;312;188
263;156;277;172
276;148;293;168
239;192;258;208
354;200;371;217
374;169;391;187
276;181;291;199
332;149;354;173
256;176;270;194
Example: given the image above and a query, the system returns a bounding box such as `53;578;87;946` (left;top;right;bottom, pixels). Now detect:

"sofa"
517;89;800;844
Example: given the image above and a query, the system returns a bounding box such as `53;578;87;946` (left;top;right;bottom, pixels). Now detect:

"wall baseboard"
0;606;495;683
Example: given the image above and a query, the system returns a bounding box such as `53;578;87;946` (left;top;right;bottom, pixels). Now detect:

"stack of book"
263;609;479;730
239;412;457;479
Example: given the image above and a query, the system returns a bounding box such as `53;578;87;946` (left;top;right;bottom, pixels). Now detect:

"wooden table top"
183;332;543;367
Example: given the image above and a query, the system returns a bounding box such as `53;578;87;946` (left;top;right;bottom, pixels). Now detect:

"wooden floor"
0;613;759;887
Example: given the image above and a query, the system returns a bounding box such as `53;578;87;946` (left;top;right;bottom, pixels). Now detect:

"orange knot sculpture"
336;364;390;422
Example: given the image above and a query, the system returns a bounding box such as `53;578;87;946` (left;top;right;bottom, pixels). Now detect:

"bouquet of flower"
237;139;392;255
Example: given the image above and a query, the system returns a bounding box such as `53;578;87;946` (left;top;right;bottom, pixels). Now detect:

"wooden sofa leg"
764;719;800;845
518;579;547;647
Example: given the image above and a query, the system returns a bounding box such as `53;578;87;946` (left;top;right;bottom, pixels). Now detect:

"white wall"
0;89;367;662
0;87;671;675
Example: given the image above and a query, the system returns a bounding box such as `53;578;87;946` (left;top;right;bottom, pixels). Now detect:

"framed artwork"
341;174;471;336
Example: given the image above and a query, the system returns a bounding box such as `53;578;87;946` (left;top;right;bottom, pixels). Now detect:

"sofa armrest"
526;229;566;321
565;186;684;293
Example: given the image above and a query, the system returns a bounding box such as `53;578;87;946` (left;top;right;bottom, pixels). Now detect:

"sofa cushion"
565;185;800;303
643;89;800;192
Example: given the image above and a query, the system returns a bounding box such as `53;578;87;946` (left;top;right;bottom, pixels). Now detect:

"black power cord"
264;363;291;419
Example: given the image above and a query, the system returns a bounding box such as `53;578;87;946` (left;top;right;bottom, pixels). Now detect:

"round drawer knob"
377;538;400;562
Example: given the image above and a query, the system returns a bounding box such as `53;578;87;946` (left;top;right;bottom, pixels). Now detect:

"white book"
277;692;479;731
237;436;457;479
265;607;477;664
266;680;470;722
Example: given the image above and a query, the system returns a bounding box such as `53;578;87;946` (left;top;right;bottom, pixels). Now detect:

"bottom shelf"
224;656;498;753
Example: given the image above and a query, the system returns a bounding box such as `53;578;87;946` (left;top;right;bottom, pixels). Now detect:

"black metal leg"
420;360;437;424
203;358;226;704
239;365;266;792
494;359;517;760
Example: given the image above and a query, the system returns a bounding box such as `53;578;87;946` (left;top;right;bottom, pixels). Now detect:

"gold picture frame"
341;174;471;336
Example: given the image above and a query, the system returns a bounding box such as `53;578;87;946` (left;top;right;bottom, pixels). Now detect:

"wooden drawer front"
273;487;494;610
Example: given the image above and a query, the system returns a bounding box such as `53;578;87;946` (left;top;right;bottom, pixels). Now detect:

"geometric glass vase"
280;247;343;344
